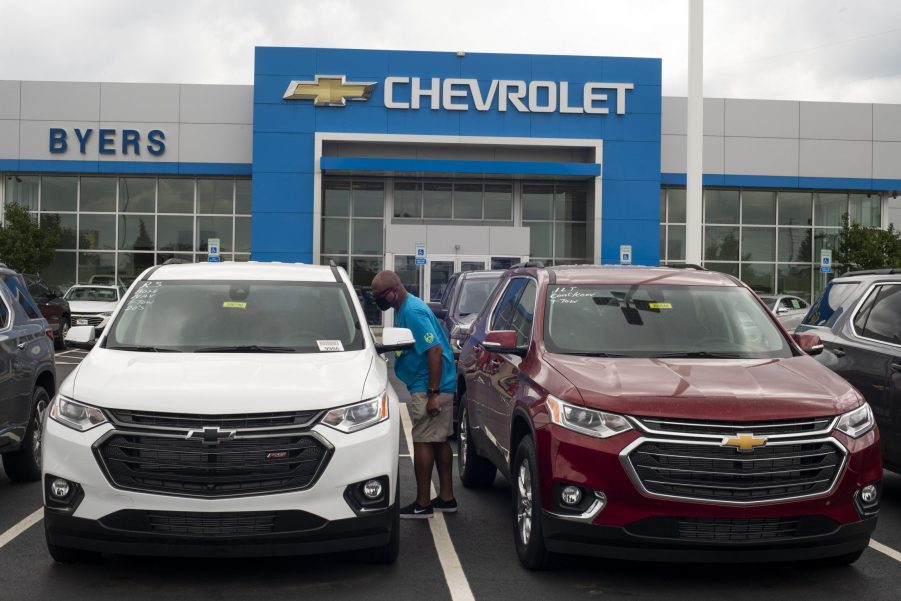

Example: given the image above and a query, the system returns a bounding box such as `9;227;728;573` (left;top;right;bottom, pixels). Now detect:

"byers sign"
284;75;634;115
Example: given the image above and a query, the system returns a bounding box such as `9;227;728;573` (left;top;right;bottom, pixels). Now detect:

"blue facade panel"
252;46;663;265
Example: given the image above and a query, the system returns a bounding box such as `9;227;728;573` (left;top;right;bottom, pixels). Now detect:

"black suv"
0;267;56;481
796;268;901;471
24;274;71;350
428;270;504;358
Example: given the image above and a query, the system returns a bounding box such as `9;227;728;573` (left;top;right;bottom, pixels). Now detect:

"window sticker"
649;302;672;309
123;280;161;311
222;301;247;309
317;340;345;352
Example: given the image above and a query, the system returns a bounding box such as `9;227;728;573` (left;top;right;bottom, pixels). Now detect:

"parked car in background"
0;267;56;482
759;294;810;331
458;264;881;568
43;262;410;563
24;274;71;350
63;285;123;335
795;268;901;473
88;274;126;288
428;270;504;358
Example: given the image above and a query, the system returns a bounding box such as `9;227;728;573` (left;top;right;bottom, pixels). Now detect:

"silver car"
759;294;810;331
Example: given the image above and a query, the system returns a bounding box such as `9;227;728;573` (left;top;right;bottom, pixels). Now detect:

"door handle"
892;363;901;373
832;347;846;358
16;341;27;350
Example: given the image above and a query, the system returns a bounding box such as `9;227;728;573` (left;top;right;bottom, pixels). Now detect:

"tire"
512;436;555;570
45;521;100;564
54;317;69;351
458;397;496;489
362;478;400;564
2;387;50;482
818;549;865;567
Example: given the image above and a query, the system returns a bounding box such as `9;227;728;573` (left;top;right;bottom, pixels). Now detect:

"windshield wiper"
193;345;296;353
561;351;630;358
655;351;744;359
108;345;182;353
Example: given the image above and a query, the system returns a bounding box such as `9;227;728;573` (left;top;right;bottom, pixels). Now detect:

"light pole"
685;0;704;265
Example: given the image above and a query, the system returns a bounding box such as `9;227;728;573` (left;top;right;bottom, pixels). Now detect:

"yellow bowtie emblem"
722;433;767;452
283;75;377;107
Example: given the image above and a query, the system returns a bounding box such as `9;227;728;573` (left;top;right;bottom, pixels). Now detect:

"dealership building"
1;46;900;322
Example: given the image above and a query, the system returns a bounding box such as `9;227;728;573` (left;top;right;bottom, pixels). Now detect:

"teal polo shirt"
393;295;457;394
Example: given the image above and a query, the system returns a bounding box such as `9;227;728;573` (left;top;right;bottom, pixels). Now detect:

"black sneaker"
399;501;433;519
430;497;458;513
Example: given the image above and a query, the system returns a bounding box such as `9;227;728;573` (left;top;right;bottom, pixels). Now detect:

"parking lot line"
400;403;475;601
0;508;42;551
869;539;901;563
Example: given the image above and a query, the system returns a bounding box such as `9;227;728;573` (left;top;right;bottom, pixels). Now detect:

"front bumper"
44;507;394;558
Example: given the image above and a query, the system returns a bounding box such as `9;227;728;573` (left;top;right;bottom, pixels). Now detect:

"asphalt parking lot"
0;351;900;600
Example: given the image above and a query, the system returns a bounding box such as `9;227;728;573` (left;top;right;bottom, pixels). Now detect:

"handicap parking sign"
820;249;832;273
209;245;218;254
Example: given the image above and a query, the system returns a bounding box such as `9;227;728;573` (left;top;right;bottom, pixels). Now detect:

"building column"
685;0;704;264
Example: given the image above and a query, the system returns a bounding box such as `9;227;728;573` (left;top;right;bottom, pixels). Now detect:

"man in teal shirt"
372;270;457;519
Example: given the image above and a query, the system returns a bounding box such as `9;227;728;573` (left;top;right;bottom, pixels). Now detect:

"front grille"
626;440;844;503
97;432;331;498
72;314;103;326
634;416;834;437
109;409;321;430
148;511;277;537
677;517;800;542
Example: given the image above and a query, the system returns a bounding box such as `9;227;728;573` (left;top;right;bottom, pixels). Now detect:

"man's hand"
427;393;442;417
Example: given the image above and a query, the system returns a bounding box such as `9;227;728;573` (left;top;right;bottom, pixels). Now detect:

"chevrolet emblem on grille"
722;433;767;452
186;427;236;446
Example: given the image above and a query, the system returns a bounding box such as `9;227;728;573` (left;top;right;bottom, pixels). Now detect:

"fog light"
861;484;878;505
50;478;70;499
561;485;582;506
363;479;384;500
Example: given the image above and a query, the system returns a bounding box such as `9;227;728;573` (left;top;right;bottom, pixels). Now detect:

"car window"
456;276;501;318
0;285;10;329
853;284;901;345
544;284;792;359
64;287;119;302
440;275;457;308
2;275;41;319
107;280;364;353
802;281;861;327
778;298;794;311
490;277;528;331
760;296;777;309
509;279;537;347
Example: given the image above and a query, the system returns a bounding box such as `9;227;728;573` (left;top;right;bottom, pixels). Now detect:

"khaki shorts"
409;392;454;443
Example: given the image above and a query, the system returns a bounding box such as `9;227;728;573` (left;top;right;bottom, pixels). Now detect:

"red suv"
457;265;882;568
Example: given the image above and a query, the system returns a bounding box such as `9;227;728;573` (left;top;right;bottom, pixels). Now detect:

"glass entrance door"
426;255;488;301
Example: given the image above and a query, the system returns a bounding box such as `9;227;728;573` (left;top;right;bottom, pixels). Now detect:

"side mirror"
776;306;790;315
427;301;448;320
792;332;824;356
65;325;96;347
450;322;472;340
376;327;415;354
480;330;527;357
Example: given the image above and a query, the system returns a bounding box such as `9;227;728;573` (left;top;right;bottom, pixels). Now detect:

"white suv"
43;262;412;563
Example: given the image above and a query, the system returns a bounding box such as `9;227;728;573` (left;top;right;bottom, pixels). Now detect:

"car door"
26;276;60;331
847;283;901;466
0;289;17;451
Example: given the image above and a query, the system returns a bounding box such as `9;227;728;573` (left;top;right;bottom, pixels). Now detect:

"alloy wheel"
517;460;533;545
459;408;469;471
32;398;48;469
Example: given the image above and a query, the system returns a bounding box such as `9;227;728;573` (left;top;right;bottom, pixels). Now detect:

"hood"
543;354;860;421
68;348;375;413
68;300;118;313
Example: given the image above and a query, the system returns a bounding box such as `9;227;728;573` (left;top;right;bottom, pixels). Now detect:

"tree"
834;214;901;274
0;202;61;274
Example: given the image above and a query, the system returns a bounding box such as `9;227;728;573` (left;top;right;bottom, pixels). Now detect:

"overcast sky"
3;0;900;103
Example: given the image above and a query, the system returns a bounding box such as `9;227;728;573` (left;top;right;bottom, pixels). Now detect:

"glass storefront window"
484;184;513;220
196;215;233;252
778;228;812;262
393;255;421;297
555;222;586;259
705;263;739;277
524;221;552;258
80;177;117;212
778;192;812;226
814;228;841;259
423;183;452;218
352;182;384;218
42;252;77;291
555;186;587;221
351;257;383;325
352;219;383;255
235;217;251;253
453;183;482;219
119;215;155;251
778;265;813;302
667;225;686;261
667;188;686;223
41;176;77;212
741;263;775;295
742;190;775;225
79;214;116;250
119;178;156;213
394;182;422;218
41;213;77;249
323;182;351;217
322;218;349;255
814;193;846;227
158;216;194;251
704;226;739;261
849;193;880;227
197;179;234;214
660;225;666;259
158;178;194;213
77;252;115;284
659;189;666;222
522;185;554;220
235;179;252;214
4;175;39;211
704;189;739;224
741;227;775;262
117;253;155;286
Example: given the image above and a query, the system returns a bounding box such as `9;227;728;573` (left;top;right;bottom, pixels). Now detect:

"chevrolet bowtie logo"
283;75;377;106
722;433;767;452
186;427;236;447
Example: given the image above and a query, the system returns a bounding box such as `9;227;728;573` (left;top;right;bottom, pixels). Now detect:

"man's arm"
426;344;444;415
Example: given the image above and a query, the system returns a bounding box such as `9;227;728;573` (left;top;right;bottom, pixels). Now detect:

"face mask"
375;291;393;311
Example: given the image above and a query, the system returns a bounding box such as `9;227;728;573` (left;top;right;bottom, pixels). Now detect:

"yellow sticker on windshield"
649;302;672;309
223;301;247;309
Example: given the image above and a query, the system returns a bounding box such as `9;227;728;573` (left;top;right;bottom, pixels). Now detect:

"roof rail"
510;260;544;269
660;263;707;271
328;259;342;283
842;268;901;277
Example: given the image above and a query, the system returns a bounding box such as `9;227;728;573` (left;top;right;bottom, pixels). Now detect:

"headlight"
99;311;113;317
321;393;389;433
49;395;108;431
835;403;875;438
545;395;632;439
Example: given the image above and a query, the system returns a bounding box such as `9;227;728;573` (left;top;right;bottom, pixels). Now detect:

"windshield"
544;284;792;359
106;280;364;353
65;287;119;302
456;277;500;317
